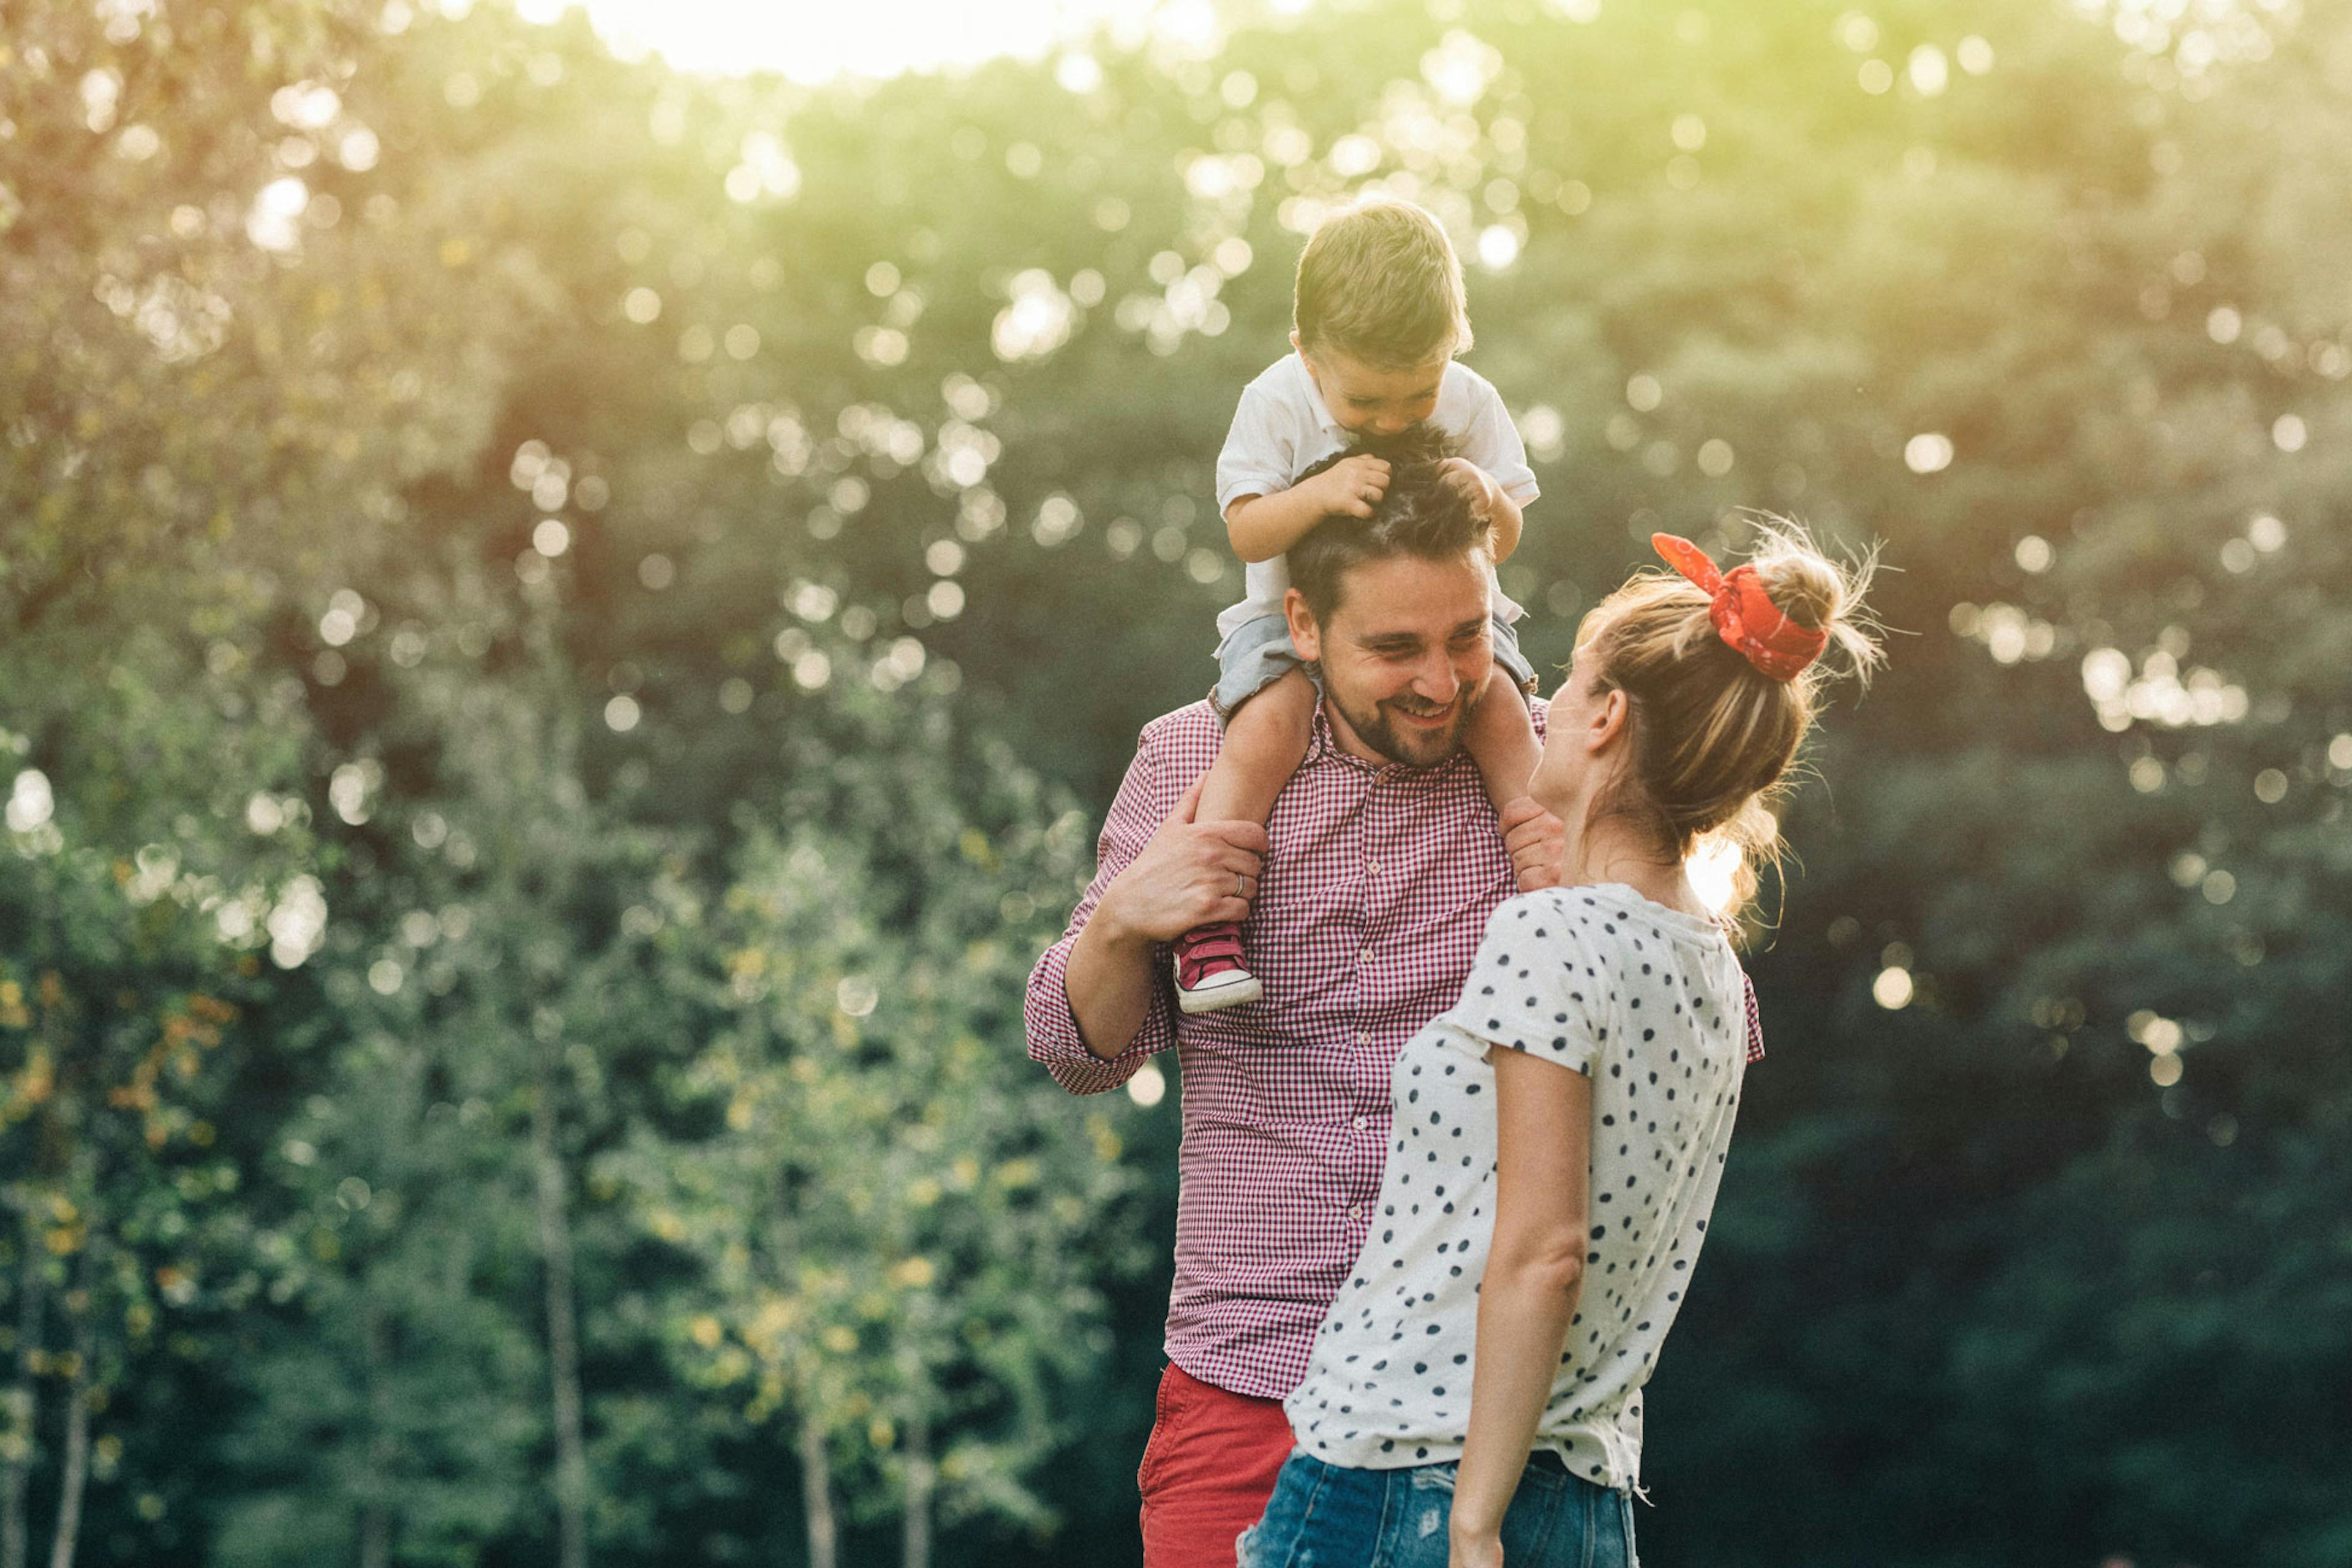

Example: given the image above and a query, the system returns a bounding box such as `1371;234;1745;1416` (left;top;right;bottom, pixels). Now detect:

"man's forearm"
1061;902;1161;1061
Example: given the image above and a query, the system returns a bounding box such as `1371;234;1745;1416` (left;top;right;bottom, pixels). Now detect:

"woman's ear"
1586;687;1629;755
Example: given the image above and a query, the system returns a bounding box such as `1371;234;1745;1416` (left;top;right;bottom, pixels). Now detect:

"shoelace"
1177;923;1247;986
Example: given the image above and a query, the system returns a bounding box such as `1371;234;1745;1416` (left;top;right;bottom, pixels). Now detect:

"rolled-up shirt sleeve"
1024;728;1181;1095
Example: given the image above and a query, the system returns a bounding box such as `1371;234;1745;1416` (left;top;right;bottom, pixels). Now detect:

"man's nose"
1411;658;1461;704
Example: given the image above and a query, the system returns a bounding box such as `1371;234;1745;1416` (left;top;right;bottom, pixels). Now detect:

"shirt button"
1366;861;1381;875
1348;1204;1363;1219
1356;1030;1371;1046
1352;1115;1369;1131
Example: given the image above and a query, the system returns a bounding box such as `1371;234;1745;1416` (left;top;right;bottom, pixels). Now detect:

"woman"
1238;527;1879;1567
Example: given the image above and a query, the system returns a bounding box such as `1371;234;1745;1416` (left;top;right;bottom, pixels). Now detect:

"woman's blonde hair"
1575;519;1882;922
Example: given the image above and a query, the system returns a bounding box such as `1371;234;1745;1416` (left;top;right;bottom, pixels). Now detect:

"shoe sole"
1176;974;1264;1015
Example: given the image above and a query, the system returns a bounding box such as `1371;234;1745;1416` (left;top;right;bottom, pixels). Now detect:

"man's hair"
1293;198;1472;371
1289;425;1492;626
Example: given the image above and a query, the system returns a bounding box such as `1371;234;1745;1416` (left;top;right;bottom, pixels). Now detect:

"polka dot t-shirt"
1284;884;1749;1491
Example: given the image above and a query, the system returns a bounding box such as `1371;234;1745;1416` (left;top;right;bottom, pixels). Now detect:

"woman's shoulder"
1488;883;1660;930
1484;885;1733;973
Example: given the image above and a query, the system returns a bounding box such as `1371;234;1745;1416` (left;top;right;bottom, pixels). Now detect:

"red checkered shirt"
1024;698;1763;1401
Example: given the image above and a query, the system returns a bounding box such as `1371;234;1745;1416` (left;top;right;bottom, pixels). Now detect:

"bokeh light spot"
1904;432;1954;473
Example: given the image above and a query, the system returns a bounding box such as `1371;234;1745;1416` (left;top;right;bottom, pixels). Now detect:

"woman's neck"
1575;831;1703;920
1539;788;1706;921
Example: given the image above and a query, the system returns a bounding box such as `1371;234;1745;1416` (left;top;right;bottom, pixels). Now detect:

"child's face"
1295;335;1450;438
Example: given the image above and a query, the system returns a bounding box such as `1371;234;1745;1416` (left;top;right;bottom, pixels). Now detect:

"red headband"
1650;533;1828;682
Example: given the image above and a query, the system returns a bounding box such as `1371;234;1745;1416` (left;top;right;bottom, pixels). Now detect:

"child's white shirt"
1212;353;1541;642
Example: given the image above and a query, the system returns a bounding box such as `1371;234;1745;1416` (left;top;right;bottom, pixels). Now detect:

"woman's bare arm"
1449;1044;1593;1564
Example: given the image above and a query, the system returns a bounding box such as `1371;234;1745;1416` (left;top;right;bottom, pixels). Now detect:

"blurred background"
2;0;2348;1562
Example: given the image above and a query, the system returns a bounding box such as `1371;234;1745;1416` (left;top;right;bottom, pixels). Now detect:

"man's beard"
1330;679;1471;769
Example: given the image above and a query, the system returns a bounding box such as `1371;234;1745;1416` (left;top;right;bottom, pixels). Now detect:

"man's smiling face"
1286;549;1494;769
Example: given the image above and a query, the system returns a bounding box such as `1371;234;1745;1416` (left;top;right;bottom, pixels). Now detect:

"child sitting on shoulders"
1177;195;1544;1013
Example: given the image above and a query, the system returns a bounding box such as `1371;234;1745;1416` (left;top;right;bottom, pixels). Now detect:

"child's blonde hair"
1575;521;1882;919
1293;198;1472;371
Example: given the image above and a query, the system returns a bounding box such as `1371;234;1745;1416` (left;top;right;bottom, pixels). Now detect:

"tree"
609;674;1148;1565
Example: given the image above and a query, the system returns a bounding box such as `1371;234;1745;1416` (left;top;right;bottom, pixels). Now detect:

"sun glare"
1689;836;1744;915
566;0;1175;83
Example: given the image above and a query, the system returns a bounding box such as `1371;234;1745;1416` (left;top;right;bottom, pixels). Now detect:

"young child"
1176;197;1542;1013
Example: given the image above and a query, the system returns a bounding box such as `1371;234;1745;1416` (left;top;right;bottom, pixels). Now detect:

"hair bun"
1744;520;1882;685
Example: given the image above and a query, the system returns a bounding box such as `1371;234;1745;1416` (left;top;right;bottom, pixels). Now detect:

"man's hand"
1096;778;1268;946
1310;454;1392;520
1500;796;1565;892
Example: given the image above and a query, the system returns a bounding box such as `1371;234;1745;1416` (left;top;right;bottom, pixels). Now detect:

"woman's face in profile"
1531;635;1611;802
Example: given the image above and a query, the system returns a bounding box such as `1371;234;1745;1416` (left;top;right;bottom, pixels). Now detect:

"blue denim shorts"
1237;1447;1635;1568
1210;609;1538;722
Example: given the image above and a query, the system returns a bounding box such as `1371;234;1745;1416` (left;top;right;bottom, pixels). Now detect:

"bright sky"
567;0;1191;82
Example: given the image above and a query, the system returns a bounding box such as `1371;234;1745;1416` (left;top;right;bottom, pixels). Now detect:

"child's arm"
1443;457;1526;563
1225;454;1391;563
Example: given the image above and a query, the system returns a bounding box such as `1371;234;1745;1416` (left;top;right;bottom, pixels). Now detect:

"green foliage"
1;0;2348;1563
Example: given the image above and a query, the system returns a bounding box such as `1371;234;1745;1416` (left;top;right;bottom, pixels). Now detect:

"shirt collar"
1302;693;1468;783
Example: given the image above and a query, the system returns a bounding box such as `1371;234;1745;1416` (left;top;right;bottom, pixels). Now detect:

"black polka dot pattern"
1283;885;1751;1493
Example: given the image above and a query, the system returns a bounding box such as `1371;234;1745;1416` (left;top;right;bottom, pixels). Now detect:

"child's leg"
1199;665;1316;827
1463;666;1542;819
1464;671;1555;892
1175;666;1314;1014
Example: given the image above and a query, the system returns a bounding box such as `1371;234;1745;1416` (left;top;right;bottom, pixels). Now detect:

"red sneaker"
1174;921;1262;1014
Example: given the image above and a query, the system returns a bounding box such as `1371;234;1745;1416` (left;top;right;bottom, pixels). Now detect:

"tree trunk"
900;1401;934;1568
357;1501;390;1568
44;1245;93;1568
360;1305;394;1568
531;1031;589;1568
798;1409;837;1568
1;1208;42;1568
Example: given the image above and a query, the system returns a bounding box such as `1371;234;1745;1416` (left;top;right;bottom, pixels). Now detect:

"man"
1023;442;1547;1565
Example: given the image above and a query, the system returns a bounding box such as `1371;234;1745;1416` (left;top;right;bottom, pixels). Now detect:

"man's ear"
1587;687;1629;755
1283;588;1322;664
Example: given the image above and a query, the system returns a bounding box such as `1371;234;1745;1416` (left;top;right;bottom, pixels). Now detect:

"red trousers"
1137;1363;1295;1568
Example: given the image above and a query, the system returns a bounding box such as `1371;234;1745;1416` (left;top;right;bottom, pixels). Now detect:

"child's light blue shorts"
1210;609;1539;722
